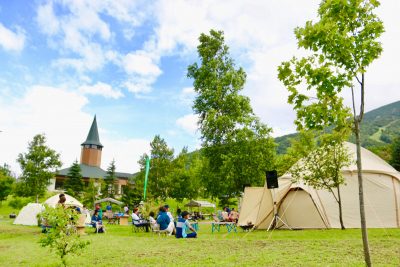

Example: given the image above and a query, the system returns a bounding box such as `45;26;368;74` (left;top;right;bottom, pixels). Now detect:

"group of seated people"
133;205;197;238
219;207;239;223
88;201;199;238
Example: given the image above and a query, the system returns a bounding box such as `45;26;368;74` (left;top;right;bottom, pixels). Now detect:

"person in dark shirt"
156;206;172;234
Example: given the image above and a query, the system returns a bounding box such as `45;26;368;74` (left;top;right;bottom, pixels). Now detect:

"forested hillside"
276;101;400;157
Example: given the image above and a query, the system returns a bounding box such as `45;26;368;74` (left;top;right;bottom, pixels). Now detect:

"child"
175;211;197;238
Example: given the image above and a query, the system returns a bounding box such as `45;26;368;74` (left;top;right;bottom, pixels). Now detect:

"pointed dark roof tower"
81;115;103;148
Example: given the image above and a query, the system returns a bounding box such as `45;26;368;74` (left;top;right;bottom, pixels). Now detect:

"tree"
168;147;202;202
121;181;143;207
64;160;84;198
275;130;317;177
39;205;89;267
390;136;400;171
17;134;62;203
103;160;117;198
187;29;275;198
290;137;352;229
278;1;384;265
82;178;99;207
140;135;174;200
0;164;15;205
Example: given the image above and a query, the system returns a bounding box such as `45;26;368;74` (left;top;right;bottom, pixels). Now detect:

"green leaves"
39;205;90;266
64;160;84;198
17;134;62;201
103;160;117;198
278;0;384;133
188;30;276;198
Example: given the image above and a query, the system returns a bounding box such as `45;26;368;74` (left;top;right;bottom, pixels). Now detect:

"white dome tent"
13;203;44;226
239;142;400;229
44;193;83;208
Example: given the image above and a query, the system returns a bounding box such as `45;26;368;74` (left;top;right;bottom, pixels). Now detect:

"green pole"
143;157;150;201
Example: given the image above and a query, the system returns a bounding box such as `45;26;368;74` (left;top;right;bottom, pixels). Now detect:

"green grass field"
0;217;399;267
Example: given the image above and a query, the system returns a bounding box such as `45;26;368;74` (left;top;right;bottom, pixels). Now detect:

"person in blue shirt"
176;211;197;238
156;206;171;233
91;210;105;233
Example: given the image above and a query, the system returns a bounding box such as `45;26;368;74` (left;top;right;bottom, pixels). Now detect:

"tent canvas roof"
44;193;83;208
185;200;216;208
238;142;400;229
94;198;123;205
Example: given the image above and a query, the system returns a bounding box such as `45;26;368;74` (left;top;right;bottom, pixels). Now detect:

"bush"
39;205;90;267
8;196;32;209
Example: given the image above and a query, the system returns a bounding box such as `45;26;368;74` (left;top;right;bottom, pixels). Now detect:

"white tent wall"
238;179;292;229
278;189;327;229
13;203;44;226
239;143;400;229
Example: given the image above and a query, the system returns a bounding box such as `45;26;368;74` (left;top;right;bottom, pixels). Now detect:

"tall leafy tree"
64;160;84;197
82;178;99;207
389;136;400;171
0;164;15;205
103;160;117;198
17;134;62;203
278;1;384;265
145;135;174;200
188;29;275;199
168;148;202;202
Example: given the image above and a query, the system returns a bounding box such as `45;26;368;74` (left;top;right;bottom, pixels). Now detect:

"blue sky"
0;0;399;174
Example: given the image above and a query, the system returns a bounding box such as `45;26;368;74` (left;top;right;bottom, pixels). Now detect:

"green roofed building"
48;115;134;195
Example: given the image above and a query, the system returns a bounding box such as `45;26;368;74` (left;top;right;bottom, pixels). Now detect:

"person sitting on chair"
229;208;239;223
221;209;229;222
176;211;197;239
148;211;159;231
91;210;104;233
156;206;173;234
132;208;149;232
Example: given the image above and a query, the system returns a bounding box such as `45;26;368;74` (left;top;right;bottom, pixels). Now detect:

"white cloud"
0;23;26;52
0;85;149;175
122;51;162;76
101;138;150;173
145;0;318;135
176;114;198;135
37;2;60;35
79;82;123;99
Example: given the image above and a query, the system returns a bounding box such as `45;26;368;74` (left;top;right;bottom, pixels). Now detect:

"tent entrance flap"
278;189;329;229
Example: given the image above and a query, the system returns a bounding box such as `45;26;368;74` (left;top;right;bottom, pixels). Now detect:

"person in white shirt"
131;208;149;232
164;205;175;235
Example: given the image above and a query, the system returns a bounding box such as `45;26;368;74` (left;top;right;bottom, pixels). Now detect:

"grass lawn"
0;218;399;267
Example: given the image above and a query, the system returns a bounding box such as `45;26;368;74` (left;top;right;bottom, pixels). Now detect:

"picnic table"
117;214;129;225
211;222;237;233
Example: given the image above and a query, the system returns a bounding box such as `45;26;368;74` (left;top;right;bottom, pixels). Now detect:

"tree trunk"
337;185;345;230
354;120;371;267
36;194;39;204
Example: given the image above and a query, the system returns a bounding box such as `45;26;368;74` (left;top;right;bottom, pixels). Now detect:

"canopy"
238;142;400;229
13;203;44;226
94;198;123;206
185;200;216;208
44;193;83;208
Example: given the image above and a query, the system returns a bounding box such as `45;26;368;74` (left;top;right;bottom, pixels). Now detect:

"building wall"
53;175;128;195
80;147;102;167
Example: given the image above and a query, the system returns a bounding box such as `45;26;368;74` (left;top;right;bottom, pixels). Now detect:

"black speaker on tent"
266;170;278;189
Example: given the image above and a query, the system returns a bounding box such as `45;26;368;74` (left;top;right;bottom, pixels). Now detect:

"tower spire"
81;115;103;147
80;115;103;167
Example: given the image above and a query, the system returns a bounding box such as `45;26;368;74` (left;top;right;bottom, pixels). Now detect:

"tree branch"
359;73;365;122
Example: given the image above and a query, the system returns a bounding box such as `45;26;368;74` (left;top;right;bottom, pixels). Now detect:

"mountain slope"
276;100;400;154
